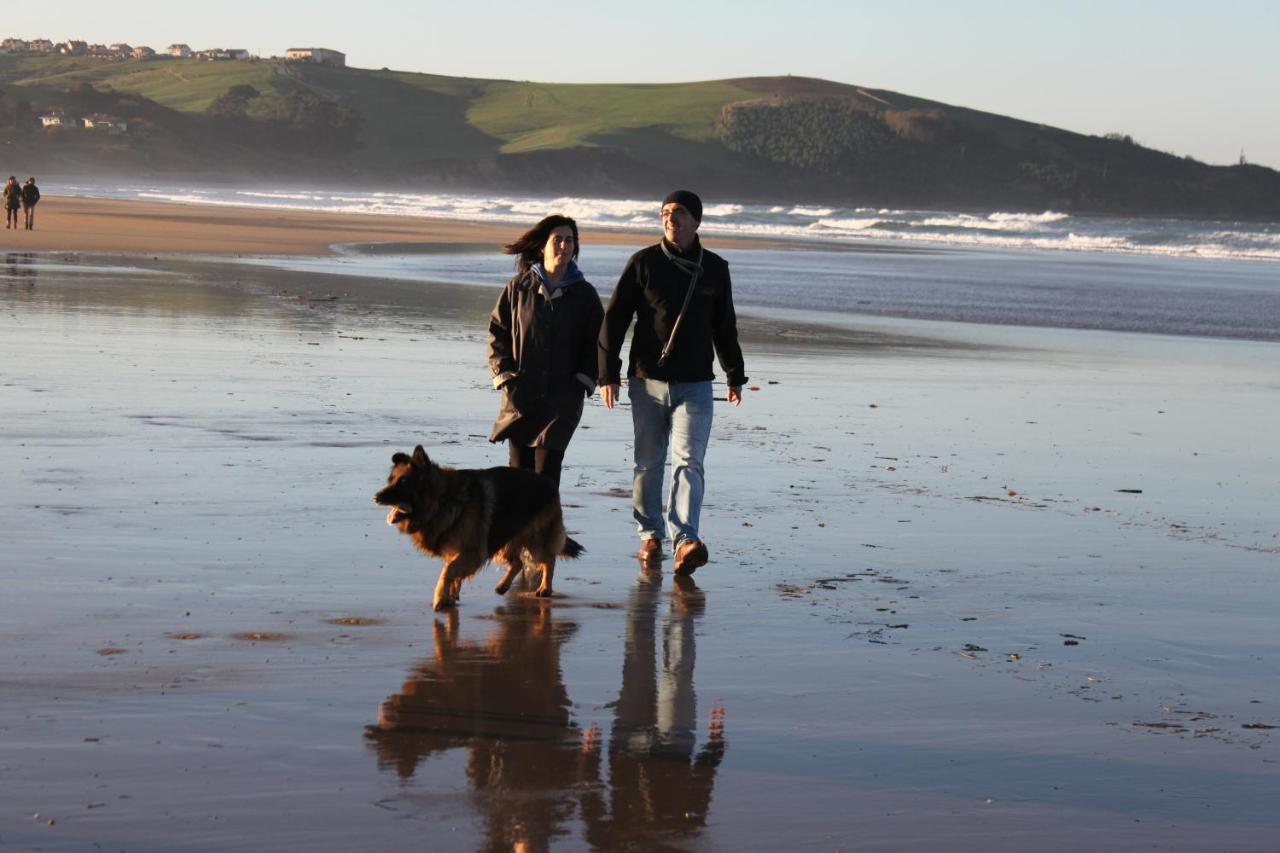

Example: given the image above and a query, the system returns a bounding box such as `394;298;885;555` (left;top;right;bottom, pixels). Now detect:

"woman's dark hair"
503;215;579;274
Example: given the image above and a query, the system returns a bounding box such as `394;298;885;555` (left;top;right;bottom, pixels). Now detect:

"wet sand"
2;251;1279;852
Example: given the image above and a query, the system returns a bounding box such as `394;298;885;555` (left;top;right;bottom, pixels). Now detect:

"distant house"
82;114;127;133
168;43;192;58
39;113;66;128
193;47;250;61
87;43;119;58
4;37;54;53
110;42;132;55
284;47;345;67
58;40;88;56
132;45;156;60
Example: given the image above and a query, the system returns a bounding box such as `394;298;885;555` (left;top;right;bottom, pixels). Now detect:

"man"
598;190;747;575
21;177;40;231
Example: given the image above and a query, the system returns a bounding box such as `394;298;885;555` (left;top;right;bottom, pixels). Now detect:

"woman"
487;215;604;488
3;177;20;230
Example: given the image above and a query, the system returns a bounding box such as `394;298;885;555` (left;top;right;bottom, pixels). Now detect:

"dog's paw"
534;587;553;598
432;596;457;612
494;581;512;595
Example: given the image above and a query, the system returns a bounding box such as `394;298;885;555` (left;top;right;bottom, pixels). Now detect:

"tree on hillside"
246;90;362;155
715;96;897;172
207;84;261;120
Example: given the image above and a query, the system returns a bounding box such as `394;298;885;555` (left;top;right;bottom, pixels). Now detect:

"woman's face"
542;225;576;274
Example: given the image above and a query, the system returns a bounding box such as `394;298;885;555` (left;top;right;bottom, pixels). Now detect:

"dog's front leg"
433;559;466;611
434;554;482;611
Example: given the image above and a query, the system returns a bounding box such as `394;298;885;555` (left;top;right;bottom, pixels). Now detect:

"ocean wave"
916;212;1066;232
811;217;883;231
1200;229;1280;246
788;206;836;217
701;203;744;217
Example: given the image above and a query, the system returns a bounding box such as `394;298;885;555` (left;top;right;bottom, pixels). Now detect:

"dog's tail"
561;536;585;559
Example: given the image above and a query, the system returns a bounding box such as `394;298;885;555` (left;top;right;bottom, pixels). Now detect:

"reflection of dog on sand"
373;446;583;611
365;592;594;850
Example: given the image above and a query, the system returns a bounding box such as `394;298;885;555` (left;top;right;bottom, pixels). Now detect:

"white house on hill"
284;47;345;67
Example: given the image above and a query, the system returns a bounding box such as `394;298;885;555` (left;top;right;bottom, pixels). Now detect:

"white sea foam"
788;206;836;217
916;213;1061;232
988;211;1069;224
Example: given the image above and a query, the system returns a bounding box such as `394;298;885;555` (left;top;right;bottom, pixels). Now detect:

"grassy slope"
464;79;760;152
3;55;277;111
0;56;1045;160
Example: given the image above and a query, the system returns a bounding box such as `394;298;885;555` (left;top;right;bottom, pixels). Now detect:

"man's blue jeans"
628;378;714;547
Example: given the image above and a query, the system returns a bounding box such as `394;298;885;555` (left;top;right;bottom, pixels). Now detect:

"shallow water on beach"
2;255;1279;851
230;240;1280;342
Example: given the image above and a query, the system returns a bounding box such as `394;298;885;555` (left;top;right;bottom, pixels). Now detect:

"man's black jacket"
598;238;747;388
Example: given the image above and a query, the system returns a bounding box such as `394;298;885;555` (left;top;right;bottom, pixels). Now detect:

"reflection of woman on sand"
487;215;604;487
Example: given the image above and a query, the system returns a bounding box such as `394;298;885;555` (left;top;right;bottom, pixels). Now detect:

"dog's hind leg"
433;554;483;612
532;555;556;598
493;545;523;596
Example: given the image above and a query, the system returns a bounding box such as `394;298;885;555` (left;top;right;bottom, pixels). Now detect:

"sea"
45;180;1280;342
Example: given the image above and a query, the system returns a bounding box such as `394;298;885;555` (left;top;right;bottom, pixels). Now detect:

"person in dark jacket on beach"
3;177;20;230
487;214;604;488
598;190;747;575
20;177;39;231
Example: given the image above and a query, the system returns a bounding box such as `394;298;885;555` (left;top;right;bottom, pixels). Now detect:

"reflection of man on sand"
580;569;727;848
366;581;593;851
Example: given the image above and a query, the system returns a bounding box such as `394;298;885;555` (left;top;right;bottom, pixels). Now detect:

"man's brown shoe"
638;538;664;561
673;540;708;576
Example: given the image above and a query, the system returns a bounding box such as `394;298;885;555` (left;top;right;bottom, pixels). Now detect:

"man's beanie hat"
662;190;703;222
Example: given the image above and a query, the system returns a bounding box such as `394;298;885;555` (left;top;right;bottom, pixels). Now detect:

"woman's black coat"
487;269;604;451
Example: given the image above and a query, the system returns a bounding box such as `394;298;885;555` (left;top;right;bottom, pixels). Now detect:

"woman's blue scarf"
532;260;585;292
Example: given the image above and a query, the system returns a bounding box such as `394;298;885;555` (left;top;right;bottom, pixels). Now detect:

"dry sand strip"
0;196;769;256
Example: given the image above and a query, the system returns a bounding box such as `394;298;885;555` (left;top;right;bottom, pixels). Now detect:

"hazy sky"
10;1;1278;168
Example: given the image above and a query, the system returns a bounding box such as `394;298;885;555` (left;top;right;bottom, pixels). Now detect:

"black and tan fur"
373;446;584;611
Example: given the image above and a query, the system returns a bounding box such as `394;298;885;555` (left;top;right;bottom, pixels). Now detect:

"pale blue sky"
11;1;1278;167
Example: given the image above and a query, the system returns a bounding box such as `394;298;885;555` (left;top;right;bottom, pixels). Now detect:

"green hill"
1;55;1276;218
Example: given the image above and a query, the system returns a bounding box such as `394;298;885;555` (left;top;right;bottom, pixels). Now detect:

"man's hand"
727;386;743;406
602;384;620;410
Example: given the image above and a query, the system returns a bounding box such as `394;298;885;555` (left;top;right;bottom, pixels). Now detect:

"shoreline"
0;195;780;256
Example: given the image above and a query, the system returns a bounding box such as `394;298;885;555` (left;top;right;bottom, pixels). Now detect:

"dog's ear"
412;445;431;469
391;452;411;466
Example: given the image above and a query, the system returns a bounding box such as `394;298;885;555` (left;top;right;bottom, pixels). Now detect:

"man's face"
661;203;698;249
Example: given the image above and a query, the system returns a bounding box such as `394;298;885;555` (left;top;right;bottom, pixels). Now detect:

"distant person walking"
20;177;39;231
598;190;747;575
3;177;20;230
488;214;605;488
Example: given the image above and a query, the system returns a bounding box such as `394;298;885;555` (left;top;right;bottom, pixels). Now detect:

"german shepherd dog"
373;446;583;611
